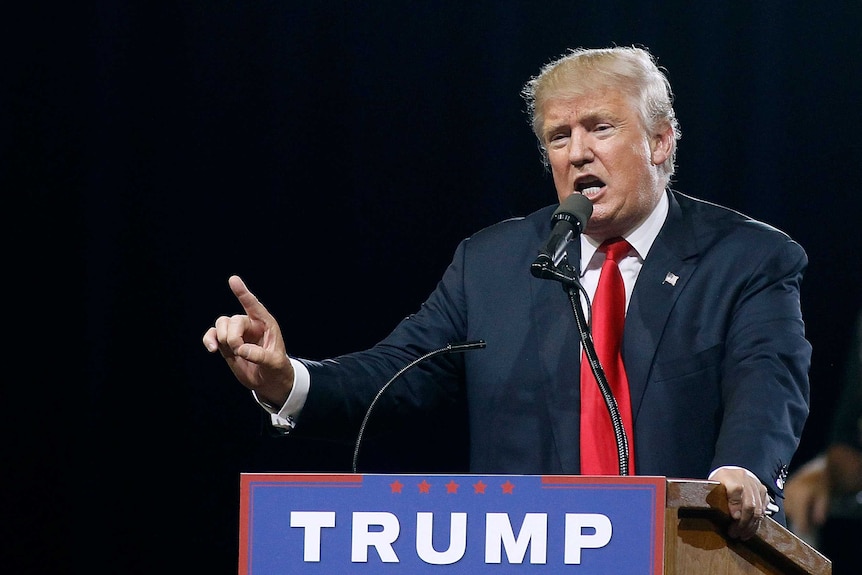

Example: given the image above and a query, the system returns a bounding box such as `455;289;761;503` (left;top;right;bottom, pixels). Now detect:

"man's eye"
547;134;568;147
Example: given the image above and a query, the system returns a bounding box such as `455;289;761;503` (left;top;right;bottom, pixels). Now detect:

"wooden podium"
666;479;831;574
239;474;832;574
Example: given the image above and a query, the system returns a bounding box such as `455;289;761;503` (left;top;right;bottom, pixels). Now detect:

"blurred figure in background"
785;309;862;574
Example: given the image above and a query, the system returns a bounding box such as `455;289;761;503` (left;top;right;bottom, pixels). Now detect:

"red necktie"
580;237;636;475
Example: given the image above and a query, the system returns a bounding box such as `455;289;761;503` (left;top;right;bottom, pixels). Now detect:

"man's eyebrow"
541;123;571;143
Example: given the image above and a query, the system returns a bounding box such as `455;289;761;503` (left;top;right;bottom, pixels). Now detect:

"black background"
7;2;862;573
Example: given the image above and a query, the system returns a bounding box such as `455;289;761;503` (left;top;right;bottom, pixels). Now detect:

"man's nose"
568;133;594;166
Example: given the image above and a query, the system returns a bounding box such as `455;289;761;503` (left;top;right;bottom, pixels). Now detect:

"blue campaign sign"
239;473;665;574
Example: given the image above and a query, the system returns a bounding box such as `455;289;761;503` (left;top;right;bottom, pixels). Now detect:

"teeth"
580;186;602;197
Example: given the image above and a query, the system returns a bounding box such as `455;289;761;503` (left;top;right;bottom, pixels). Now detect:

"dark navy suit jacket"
297;189;811;505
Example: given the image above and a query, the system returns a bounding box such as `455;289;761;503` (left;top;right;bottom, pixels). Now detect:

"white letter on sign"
415;512;467;564
351;512;400;563
564;513;612;564
290;511;336;562
485;513;548;564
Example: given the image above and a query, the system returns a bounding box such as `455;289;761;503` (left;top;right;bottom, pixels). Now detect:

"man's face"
541;87;671;241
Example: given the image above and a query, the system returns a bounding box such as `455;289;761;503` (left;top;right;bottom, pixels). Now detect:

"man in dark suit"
203;46;811;541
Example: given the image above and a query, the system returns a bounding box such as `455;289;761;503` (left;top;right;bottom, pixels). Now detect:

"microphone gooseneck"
352;340;486;473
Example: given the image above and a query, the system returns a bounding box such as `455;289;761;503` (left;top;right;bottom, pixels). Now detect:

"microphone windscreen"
553;193;593;233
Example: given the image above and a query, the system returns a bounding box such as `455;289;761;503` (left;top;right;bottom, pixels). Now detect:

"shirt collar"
579;190;669;271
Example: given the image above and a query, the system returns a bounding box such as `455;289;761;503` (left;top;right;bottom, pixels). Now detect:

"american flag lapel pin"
662;272;679;286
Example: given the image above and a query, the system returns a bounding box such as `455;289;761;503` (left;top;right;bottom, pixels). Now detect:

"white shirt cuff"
251;357;310;431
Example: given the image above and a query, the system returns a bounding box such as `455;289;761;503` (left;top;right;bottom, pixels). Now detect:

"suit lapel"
624;191;699;419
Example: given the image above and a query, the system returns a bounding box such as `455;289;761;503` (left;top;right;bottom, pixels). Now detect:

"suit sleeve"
710;235;812;498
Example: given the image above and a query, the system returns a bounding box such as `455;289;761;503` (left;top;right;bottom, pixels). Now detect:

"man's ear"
650;124;674;166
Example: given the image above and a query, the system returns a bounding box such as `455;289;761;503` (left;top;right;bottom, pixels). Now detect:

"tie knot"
600;237;631;264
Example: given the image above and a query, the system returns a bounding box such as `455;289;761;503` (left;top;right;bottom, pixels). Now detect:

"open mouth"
575;177;605;198
575;176;605;198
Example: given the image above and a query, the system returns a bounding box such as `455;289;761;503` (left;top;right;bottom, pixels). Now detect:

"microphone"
530;193;629;473
352;340;486;473
530;193;593;280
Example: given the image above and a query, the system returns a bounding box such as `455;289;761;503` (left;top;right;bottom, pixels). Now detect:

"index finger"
228;275;270;319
